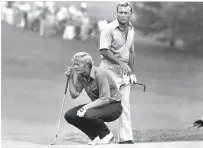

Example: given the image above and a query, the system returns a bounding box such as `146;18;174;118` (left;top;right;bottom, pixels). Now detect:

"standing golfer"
99;2;137;144
64;52;122;145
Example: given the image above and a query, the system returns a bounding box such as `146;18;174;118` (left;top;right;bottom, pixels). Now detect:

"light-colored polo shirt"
100;19;135;63
73;66;122;102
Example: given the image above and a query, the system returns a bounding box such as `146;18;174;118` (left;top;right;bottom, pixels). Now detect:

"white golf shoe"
96;132;114;144
88;136;100;145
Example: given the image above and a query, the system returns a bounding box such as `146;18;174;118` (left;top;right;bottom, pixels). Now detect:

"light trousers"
99;60;133;142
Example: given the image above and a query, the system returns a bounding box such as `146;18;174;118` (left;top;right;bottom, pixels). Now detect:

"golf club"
134;83;147;92
50;75;70;145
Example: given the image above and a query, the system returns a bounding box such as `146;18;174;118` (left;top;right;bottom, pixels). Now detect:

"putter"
50;76;70;145
134;83;147;92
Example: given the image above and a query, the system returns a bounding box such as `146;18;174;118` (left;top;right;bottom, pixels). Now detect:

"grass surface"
1;20;203;145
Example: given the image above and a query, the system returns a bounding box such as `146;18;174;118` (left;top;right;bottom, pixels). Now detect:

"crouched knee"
64;110;77;124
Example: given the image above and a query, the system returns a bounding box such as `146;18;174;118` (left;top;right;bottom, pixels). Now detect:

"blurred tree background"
131;2;203;52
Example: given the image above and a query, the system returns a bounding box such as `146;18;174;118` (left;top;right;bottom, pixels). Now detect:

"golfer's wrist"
82;106;88;110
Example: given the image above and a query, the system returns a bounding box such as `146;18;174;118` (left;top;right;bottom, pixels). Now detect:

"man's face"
73;59;87;74
117;6;132;25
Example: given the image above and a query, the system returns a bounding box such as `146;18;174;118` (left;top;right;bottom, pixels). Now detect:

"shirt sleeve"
99;27;112;50
96;71;111;100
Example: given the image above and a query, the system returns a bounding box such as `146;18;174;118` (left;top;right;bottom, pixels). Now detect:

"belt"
110;99;121;103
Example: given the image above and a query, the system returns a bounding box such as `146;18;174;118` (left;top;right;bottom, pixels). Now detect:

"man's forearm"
83;99;110;110
69;78;80;99
100;49;123;65
129;51;136;74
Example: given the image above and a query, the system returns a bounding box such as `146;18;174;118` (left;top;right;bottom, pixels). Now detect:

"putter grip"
64;76;70;95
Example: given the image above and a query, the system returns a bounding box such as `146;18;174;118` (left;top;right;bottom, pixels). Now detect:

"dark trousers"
64;101;122;140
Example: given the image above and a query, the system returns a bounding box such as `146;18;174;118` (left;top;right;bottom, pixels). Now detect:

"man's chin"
119;20;127;25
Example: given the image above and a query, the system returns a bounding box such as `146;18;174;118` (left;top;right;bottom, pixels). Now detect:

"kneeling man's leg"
84;101;122;139
64;104;98;140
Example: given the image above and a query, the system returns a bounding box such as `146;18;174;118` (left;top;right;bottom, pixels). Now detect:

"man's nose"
121;13;126;17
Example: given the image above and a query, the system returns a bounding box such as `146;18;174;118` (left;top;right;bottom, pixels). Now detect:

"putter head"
50;138;57;145
50;141;56;145
133;83;147;92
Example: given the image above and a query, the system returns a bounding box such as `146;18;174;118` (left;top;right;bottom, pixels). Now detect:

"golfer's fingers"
77;111;80;116
65;67;73;75
125;69;131;76
123;70;128;75
123;65;131;74
67;67;73;71
65;71;71;76
133;76;137;82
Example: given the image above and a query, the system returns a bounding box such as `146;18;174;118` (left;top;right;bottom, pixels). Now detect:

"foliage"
131;2;203;51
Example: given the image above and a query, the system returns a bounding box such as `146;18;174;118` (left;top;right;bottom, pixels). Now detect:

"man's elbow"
70;92;80;99
100;98;110;105
100;48;109;56
70;95;78;99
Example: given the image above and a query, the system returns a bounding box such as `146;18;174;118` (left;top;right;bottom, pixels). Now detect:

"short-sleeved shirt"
99;19;135;63
72;66;122;102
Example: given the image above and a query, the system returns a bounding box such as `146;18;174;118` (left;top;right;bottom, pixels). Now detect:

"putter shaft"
51;76;70;145
134;83;146;92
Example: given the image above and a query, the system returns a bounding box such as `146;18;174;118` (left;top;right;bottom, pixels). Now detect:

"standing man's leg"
84;102;122;139
84;101;122;144
117;84;133;143
99;62;133;143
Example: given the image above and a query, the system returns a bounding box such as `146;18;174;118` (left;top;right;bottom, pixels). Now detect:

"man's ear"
84;63;89;68
85;62;91;68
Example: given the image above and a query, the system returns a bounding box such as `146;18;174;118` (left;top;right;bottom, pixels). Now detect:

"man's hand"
130;74;137;85
119;62;131;75
65;67;73;77
77;107;87;117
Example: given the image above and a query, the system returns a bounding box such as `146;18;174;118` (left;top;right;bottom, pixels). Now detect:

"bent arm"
99;28;124;66
69;74;83;99
100;49;124;66
83;99;110;110
128;42;136;74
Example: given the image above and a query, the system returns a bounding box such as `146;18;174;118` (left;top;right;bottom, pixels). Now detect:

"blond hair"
71;52;94;66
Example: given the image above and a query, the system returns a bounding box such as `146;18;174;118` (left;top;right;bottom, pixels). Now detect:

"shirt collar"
89;65;96;80
112;19;133;29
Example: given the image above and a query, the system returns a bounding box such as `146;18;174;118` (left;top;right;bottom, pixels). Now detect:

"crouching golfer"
64;52;123;145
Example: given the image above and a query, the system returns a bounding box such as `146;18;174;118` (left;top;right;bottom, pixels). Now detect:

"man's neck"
118;22;129;31
81;67;91;78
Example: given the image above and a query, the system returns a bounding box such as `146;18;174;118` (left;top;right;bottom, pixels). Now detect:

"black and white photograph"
1;1;203;147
